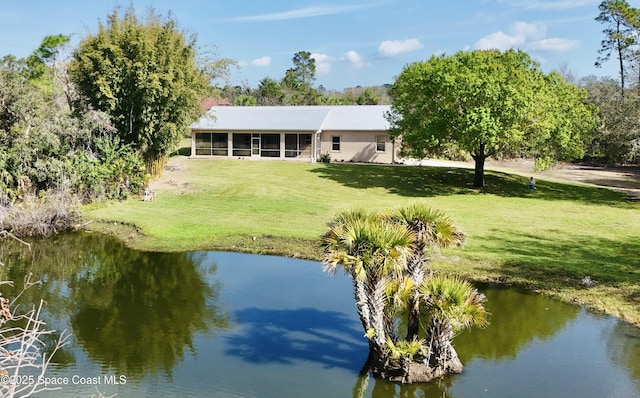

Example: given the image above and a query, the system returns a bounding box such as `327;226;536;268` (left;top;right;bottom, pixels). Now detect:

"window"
211;133;228;156
331;136;341;151
233;134;251;156
285;134;312;158
195;133;228;156
376;135;386;152
261;134;281;157
195;133;211;156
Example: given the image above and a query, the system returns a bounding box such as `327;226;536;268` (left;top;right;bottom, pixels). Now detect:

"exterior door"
251;136;260;157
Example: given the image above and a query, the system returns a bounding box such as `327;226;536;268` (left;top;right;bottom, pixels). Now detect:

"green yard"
84;157;640;325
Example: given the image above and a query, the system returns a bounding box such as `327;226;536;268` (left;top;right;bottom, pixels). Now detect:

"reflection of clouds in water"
225;307;367;371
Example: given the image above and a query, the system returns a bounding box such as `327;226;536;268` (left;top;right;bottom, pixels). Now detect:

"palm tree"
386;204;465;341
323;207;487;383
420;275;489;376
322;210;414;361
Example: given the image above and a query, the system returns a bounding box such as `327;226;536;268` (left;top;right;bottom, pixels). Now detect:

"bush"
71;136;149;202
2;188;81;237
318;152;331;164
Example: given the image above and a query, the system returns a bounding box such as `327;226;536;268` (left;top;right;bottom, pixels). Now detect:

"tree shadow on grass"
309;164;633;206
224;307;368;373
478;228;640;291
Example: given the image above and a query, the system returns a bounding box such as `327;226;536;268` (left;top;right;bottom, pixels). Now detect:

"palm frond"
420;275;489;332
386;336;426;360
386;203;466;250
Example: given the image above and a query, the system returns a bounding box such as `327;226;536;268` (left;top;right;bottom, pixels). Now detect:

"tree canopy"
387;49;599;187
70;6;210;175
595;0;640;97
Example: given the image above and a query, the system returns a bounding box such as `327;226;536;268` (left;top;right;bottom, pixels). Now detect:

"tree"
281;51;319;105
385;205;465;342
357;87;380;105
322;206;487;383
580;75;640;164
70;6;210;175
26;34;73;109
234;94;257;106
291;50;316;87
322;210;415;360
387;49;598;188
0;52;147;206
595;0;638;98
256;77;283;105
420;275;488;374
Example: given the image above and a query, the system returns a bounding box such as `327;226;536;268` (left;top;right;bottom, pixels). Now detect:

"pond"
0;233;638;397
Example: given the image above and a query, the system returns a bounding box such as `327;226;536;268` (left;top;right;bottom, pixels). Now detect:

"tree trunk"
427;318;464;375
352;278;372;333
471;143;487;188
617;34;625;99
367;278;389;350
406;301;420;341
367;345;446;384
146;154;167;177
405;252;424;341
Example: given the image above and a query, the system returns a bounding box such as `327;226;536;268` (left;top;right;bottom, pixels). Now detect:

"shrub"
318;152;331;164
2;188;81;237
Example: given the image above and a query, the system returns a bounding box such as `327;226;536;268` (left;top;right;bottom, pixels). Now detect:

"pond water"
0;233;638;397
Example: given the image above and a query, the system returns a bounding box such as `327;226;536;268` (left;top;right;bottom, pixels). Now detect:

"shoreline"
85;220;640;328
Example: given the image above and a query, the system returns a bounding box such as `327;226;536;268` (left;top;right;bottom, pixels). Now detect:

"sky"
1;0;639;90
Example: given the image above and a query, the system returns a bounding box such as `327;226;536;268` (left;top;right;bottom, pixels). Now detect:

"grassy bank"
84;157;640;325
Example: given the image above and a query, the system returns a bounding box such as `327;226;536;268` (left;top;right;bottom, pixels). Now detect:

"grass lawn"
84;157;640;326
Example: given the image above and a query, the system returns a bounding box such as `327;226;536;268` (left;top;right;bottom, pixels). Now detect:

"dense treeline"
215;50;390;106
0;54;147;203
0;52;148;235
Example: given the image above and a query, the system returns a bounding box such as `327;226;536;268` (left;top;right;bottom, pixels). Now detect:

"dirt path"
489;160;640;199
413;158;640;199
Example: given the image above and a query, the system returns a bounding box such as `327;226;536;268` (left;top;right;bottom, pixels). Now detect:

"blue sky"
1;0;637;89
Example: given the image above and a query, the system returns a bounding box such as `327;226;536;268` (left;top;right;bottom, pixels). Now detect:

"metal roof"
190;105;391;132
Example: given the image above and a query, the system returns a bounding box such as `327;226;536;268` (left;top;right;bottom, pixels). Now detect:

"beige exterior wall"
320;131;395;164
190;130;396;164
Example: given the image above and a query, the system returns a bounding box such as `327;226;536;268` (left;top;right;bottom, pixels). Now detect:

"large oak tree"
70;6;210;175
387;49;599;188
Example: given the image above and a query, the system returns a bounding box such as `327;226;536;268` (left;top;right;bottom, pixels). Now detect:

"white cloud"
251;56;271;66
475;21;579;53
311;53;334;75
378;38;424;57
510;21;546;41
229;4;378;22
517;0;596;10
476;31;524;51
308;50;366;75
341;50;364;68
528;38;580;52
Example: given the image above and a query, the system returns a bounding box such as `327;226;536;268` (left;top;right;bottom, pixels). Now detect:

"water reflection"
69;249;229;378
0;233;230;379
607;321;640;381
225;307;365;370
454;285;579;362
0;237;638;397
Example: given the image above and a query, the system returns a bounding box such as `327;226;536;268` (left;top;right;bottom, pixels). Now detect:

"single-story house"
189;105;396;163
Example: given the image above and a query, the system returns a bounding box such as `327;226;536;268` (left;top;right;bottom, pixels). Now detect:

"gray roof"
190;105;391;132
